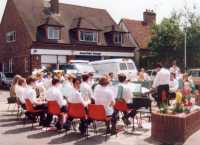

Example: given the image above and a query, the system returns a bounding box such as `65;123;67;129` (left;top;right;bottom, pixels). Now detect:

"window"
2;63;9;73
6;31;16;43
120;63;127;70
48;27;60;40
24;57;29;72
114;33;123;44
127;63;135;70
9;58;13;73
80;31;97;42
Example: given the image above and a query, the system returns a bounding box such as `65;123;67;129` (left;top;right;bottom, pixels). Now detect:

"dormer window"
80;31;97;42
114;33;123;44
48;26;60;40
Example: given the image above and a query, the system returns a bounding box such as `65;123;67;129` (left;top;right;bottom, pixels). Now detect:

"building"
120;10;156;67
0;0;136;76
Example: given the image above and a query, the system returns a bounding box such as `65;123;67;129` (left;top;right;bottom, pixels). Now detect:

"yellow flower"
176;91;183;104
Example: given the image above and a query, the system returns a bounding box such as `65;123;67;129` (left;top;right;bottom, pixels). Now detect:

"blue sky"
0;0;200;23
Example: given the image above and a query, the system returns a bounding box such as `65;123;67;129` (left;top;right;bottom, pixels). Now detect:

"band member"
152;63;170;106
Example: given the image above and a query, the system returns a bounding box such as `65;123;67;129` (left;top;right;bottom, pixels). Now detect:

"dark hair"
155;63;162;68
73;77;81;85
18;78;26;86
109;72;114;77
82;74;89;82
170;73;176;78
52;78;60;86
26;76;36;85
118;74;126;83
47;72;52;76
99;76;109;86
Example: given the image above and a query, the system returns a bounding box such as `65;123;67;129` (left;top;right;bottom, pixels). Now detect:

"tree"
149;7;200;69
148;14;184;66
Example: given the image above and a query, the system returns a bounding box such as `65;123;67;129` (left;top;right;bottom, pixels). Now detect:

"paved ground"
0;90;200;145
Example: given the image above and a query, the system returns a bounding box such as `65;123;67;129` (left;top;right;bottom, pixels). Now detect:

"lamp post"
184;28;187;72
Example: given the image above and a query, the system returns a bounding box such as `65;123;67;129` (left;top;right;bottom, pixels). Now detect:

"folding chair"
88;104;112;140
24;99;44;129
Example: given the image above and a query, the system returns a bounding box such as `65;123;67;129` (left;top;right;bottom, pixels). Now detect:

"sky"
0;0;200;23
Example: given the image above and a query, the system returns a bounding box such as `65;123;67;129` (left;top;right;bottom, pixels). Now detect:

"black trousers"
157;85;169;106
33;104;48;126
45;106;68;127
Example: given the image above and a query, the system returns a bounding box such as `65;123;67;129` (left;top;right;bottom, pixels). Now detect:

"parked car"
90;58;138;81
188;69;200;86
0;72;13;89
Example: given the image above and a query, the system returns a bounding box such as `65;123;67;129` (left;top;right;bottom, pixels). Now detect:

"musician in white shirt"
60;74;73;99
94;76;116;134
15;77;26;108
116;74;135;125
67;77;90;134
24;76;47;126
46;79;67;111
152;63;170;106
46;78;67;128
80;74;94;102
68;78;90;107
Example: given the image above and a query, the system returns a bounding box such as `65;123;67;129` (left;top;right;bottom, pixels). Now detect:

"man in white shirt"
152;63;170;106
24;76;47;126
46;78;67;128
80;74;94;103
94;76;116;134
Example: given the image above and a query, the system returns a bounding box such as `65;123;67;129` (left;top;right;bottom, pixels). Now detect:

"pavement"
0;90;200;145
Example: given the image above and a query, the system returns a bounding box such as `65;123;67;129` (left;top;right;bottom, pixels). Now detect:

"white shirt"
153;68;170;88
94;85;115;116
80;82;93;101
169;79;179;92
24;85;37;105
68;88;90;107
46;86;67;108
43;77;52;90
15;85;25;104
61;80;73;98
116;83;133;104
170;66;180;77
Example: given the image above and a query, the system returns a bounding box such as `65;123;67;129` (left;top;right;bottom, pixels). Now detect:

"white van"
69;60;95;74
90;59;138;81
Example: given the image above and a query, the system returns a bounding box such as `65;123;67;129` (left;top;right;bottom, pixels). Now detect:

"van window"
127;63;135;70
120;63;127;70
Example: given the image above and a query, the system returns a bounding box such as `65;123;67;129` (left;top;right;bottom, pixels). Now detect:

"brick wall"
0;0;32;76
151;111;200;144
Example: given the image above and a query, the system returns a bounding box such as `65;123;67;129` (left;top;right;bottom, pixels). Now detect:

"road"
0;90;199;145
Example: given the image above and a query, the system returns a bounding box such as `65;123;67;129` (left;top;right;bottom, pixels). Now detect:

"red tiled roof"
122;18;152;49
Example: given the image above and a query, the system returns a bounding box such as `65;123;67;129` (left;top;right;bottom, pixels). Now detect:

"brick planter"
151;110;200;144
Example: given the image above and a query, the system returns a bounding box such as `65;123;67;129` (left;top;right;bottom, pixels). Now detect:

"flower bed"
151;110;200;144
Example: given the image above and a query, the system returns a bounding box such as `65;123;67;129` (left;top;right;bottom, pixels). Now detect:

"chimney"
50;0;59;14
143;9;156;25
